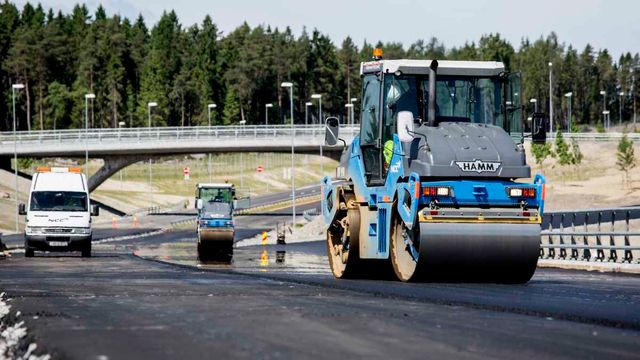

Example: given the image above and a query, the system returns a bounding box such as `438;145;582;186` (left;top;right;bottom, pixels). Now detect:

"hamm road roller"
322;51;547;283
195;183;237;261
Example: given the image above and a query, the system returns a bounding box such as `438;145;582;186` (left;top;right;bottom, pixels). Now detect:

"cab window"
359;73;383;184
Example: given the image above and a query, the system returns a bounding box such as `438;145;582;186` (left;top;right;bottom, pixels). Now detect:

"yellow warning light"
373;48;383;59
68;167;82;173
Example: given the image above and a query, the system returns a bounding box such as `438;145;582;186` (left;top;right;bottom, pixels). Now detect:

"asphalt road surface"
1;207;639;359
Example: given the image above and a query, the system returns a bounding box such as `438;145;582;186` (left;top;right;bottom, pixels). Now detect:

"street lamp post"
265;103;273;125
603;110;610;129
118;121;126;189
548;62;554;134
530;98;538;113
311;94;323;175
564;92;573;133
281;82;295;231
345;103;354;127
619;92;625;126
305;102;312;126
12;83;24;233
311;94;322;125
600;90;607;129
207;103;217;128
207;103;216;183
350;98;357;126
147;102;157;204
633;71;638;124
84;93;95;179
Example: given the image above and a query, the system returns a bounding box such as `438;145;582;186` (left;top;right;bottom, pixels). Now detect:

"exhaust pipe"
428;60;438;127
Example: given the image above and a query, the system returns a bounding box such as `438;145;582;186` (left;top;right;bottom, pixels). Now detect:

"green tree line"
0;2;638;131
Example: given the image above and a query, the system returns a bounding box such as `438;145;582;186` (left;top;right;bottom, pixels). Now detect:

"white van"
19;167;99;257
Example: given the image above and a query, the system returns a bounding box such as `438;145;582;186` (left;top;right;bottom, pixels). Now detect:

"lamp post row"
9;81;347;234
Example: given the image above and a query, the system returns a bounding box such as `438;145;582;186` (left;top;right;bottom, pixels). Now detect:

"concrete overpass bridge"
0;125;356;192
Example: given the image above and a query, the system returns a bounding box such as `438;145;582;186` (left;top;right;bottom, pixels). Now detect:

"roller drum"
416;223;540;283
199;230;234;243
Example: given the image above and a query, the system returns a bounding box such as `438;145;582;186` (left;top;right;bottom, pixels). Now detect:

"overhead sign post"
256;165;264;173
183;166;190;181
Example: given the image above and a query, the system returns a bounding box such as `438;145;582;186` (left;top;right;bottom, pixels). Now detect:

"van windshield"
30;191;88;212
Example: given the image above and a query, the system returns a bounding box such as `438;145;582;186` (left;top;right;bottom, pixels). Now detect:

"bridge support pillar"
0;156;11;172
88;155;146;193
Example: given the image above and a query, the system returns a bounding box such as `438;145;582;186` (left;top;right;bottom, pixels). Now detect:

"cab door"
505;72;524;139
359;73;384;185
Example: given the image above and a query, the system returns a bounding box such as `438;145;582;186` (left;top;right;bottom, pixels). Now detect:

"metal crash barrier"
541;207;640;263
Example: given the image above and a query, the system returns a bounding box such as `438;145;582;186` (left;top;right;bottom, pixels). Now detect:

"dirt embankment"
525;141;640;210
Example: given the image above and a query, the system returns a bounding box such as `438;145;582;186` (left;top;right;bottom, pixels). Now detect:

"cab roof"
196;183;235;189
361;59;505;77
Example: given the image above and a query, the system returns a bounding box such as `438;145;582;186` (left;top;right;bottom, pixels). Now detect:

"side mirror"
91;205;100;217
18;203;26;215
531;112;547;144
233;200;238;209
397;111;414;143
325;117;340;146
196;199;203;210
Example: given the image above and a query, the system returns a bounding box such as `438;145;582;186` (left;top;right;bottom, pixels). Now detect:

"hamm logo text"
455;160;501;173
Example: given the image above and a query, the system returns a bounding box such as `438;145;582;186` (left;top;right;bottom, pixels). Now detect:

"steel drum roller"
416;223;540;283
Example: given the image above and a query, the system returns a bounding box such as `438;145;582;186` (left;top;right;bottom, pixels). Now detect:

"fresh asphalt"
1;192;639;359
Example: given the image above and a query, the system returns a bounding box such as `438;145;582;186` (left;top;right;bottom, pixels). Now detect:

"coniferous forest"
0;2;638;132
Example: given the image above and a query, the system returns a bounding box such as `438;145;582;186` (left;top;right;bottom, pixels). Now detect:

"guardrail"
541;207;640;263
544;132;640;142
0;125;359;145
1;128;638;144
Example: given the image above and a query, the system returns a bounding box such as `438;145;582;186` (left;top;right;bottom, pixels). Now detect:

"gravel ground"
0;292;50;360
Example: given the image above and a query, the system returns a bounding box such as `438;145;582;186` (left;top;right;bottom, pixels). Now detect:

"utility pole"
633;72;637;124
84;93;95;179
548;62;553;134
564;92;573;133
619;92;625;125
600;91;607;129
147;101;158;204
207;103;216;183
281;82;295;231
12;83;24;233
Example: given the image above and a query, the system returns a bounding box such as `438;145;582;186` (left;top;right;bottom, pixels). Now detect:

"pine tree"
554;130;572;165
531;142;554;171
222;88;240;125
570;140;583;165
44;81;71;130
616;134;635;186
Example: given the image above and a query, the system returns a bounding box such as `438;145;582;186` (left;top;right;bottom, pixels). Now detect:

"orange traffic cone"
133;215;139;228
260;249;268;267
261;231;268;245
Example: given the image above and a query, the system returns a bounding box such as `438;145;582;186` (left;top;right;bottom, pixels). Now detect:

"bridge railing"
4;128;640;145
0;125;359;145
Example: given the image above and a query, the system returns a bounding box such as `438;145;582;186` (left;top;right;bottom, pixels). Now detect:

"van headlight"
26;226;44;234
74;228;91;234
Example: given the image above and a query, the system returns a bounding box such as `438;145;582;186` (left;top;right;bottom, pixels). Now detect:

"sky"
14;0;640;59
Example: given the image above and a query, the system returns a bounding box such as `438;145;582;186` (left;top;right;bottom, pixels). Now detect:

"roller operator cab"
195;183;236;262
322;53;547;283
20;167;99;258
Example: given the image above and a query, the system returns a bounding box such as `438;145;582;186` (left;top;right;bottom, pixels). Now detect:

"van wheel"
81;242;92;258
25;248;34;258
